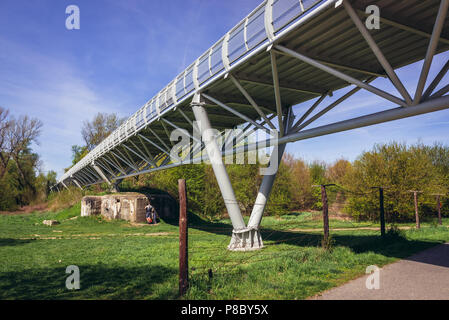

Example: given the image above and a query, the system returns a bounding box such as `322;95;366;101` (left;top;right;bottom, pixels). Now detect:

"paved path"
312;242;449;300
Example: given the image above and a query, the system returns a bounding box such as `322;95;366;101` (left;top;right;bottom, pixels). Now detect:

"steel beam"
291;94;327;130
272;48;386;78
294;77;375;132
147;128;171;151
234;72;325;96
275;45;407;107
202;93;271;134
102;154;127;175
161;118;202;144
122;143;154;167
414;0;449;104
431;83;449;98
270;50;284;136
230;74;276;130
138;133;175;160
356;9;449;46
92;164;112;185
423;59;449;99
128;139;156;166
112;149;139;172
71;178;83;190
95;159;118;179
343;0;412;105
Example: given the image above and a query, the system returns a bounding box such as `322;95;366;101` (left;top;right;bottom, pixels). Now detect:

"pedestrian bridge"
55;0;449;250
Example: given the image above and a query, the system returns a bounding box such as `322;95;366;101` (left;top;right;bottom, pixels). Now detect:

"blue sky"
0;0;448;178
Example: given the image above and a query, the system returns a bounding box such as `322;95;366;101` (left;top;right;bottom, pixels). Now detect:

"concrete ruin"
80;191;178;223
81;193;148;223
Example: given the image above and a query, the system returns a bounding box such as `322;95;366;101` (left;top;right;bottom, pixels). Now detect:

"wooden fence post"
433;194;443;226
178;179;188;296
379;187;385;236
321;185;330;246
409;191;422;229
314;184;334;248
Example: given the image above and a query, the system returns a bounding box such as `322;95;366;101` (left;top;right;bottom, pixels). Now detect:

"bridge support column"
190;94;247;248
233;107;293;251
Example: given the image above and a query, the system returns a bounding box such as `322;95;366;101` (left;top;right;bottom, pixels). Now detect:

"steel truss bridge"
55;0;449;250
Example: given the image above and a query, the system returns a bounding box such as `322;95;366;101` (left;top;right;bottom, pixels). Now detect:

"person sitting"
145;202;158;225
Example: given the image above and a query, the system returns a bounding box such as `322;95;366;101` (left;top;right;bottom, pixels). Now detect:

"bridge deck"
57;0;449;189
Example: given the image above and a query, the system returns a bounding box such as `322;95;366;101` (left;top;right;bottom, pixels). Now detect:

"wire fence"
182;183;448;283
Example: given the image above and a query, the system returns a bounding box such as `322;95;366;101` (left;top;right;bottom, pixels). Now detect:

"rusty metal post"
321;185;329;246
413;191;420;229
379;187;385;236
437;195;442;225
178;179;188;296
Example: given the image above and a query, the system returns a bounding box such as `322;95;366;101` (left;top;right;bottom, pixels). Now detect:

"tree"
344;142;439;221
326;159;352;185
309;160;327;209
9;116;43;195
81;112;125;151
284;154;314;210
64;145;89;172
0;107;44;210
0;106;12;179
0;109;42;182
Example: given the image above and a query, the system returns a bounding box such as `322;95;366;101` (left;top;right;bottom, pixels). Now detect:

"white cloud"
0;37;124;177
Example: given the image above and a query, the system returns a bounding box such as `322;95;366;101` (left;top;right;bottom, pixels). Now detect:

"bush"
385;224;406;240
343;142;447;222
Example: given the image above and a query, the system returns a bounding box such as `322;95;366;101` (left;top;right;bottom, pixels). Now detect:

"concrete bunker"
81;191;178;223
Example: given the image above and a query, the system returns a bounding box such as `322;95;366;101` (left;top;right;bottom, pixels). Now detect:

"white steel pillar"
190;93;246;234
247;127;291;228
236;106;293;251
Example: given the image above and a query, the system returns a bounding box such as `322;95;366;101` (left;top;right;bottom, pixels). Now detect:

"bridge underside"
56;0;449;250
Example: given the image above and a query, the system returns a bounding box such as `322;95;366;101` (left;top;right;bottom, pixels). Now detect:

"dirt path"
290;226;413;232
311;242;449;300
0;204;47;215
17;232;174;240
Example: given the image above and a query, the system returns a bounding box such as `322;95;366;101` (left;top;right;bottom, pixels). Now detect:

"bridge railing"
60;0;327;184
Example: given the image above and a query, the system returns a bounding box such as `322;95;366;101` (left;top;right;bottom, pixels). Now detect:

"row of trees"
119;142;447;222
0;107;56;210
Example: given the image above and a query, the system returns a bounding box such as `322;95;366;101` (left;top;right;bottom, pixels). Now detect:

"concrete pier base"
227;228;264;251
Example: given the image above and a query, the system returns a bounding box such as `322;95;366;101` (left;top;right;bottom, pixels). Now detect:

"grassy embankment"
1;205;448;299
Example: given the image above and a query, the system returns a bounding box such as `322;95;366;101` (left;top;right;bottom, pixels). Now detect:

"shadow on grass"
185;212;448;266
0;238;36;247
0;264;177;300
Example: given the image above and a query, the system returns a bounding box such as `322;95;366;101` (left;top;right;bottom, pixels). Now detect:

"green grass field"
1;205;448;300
